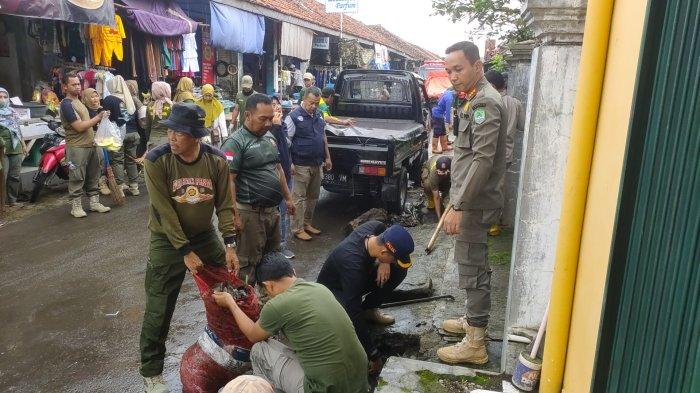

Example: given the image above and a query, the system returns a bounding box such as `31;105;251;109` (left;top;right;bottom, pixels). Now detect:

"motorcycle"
30;117;69;203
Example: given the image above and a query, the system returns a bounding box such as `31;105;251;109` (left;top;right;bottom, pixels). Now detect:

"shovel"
425;204;453;254
103;149;125;206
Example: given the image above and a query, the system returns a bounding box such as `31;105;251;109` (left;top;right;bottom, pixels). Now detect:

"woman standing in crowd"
196;84;226;146
174;77;196;103
80;88;111;196
103;76;140;196
0;87;27;207
145;81;172;150
126;80;148;157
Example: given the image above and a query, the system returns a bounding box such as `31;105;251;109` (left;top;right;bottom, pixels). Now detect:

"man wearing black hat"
213;252;369;392
317;220;415;373
139;103;239;393
422;155;452;217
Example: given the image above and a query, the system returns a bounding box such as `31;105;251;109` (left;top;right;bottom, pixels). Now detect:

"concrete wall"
507;44;582;329
503;52;533;227
563;0;648;388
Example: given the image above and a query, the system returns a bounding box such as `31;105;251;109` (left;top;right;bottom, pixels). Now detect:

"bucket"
512;351;542;391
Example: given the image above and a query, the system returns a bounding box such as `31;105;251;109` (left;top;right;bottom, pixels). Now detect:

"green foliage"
432;0;533;44
488;53;508;72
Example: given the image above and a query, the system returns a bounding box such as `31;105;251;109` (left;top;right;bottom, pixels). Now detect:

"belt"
236;202;279;213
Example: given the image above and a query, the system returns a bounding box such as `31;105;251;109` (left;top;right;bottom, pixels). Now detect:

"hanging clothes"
89;15;126;67
161;38;173;69
181;33;200;73
144;37;158;82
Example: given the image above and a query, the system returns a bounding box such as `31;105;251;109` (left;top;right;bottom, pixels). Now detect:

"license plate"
323;173;348;183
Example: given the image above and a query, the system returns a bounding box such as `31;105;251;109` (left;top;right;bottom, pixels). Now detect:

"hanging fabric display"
182;33;200;73
89;14;126;67
210;2;264;54
280;22;313;61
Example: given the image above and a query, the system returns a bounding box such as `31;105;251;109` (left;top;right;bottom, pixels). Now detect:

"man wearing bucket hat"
139;102;239;393
317;220;415;374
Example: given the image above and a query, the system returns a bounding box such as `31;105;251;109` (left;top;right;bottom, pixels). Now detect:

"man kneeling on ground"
213;252;369;393
317;220;415;374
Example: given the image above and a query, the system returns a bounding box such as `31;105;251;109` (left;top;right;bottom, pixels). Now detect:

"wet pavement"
0;178;514;392
0;186;369;392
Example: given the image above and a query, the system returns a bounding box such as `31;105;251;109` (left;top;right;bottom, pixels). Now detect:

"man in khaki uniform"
437;41;507;365
59;72;112;218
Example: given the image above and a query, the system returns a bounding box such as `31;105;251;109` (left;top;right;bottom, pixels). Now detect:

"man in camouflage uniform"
437;41;507;365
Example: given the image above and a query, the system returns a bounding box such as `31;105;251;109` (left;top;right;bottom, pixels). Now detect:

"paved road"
0;188;369;392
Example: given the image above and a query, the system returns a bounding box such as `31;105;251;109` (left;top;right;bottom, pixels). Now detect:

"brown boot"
364;308;395;325
304;224;322;235
442;316;468;334
431;138;442;154
294;230;312;241
437;324;488;365
440;136;453;151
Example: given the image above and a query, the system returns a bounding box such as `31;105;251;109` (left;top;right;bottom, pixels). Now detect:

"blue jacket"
432;89;454;124
285;106;327;166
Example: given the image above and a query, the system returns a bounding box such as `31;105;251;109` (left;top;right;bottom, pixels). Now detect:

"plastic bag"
95;117;123;152
180;266;260;393
180;328;252;393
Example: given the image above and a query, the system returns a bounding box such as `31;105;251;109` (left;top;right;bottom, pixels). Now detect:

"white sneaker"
143;375;169;393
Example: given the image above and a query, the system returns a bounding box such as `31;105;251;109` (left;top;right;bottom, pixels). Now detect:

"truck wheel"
386;169;409;214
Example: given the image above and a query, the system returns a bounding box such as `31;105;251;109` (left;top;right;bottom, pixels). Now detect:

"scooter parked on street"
30;117;68;203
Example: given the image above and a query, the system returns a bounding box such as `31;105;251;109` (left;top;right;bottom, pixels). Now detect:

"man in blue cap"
317;220;415;374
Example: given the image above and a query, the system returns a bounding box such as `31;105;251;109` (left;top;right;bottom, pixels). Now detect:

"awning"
0;0;116;26
210;2;264;55
281;22;313;61
121;0;198;37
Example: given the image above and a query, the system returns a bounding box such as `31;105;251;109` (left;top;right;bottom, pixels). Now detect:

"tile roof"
244;0;440;60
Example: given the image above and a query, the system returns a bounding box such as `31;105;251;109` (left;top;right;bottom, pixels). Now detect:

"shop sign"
325;0;358;14
0;0;116;26
312;37;330;50
201;27;216;85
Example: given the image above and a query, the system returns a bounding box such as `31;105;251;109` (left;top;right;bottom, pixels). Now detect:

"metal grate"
594;0;700;391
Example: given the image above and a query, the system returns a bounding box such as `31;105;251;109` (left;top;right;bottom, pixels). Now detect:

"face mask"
0;98;9;109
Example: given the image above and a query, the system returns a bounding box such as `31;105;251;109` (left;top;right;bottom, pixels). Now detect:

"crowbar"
379;294;455;308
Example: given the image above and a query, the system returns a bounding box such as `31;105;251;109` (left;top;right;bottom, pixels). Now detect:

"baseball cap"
436;156;452;171
303;72;314;80
241;75;253;89
380;224;415;268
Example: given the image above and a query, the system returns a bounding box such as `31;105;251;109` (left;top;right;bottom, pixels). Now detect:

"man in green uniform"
139;103;239;393
59;72;112;218
213;252;369;392
221;93;294;284
437;41;507;366
422;155;452;218
234;75;257;129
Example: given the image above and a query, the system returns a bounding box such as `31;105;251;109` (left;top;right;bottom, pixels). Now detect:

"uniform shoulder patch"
474;108;486;125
